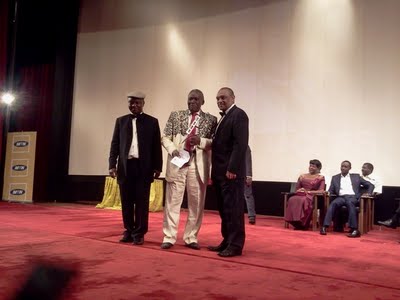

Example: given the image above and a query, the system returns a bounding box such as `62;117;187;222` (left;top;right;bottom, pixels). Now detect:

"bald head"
219;87;235;97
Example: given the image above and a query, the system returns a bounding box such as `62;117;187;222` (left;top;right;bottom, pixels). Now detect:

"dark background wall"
1;0;399;223
1;0;79;203
62;175;400;223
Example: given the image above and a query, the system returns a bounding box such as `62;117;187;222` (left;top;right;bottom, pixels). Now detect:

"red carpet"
1;201;400;299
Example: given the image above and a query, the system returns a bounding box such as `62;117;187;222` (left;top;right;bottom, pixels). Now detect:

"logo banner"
2;132;37;202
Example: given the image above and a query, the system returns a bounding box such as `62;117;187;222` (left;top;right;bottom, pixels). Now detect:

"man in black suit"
208;87;249;257
109;91;162;245
320;160;374;238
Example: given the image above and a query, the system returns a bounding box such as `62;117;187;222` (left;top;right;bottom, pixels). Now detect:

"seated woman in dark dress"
284;159;325;230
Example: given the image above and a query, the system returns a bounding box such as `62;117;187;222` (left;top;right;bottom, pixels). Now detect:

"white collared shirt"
128;115;139;158
362;174;382;194
339;173;355;196
224;103;235;115
215;104;235;133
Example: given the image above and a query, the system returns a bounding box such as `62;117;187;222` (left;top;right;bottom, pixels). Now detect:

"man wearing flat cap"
109;91;162;245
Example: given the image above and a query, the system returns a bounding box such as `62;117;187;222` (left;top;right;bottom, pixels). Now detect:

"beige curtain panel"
96;177;164;212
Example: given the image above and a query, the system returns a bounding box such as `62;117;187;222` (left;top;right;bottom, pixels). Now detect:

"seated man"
361;162;382;195
320;160;374;238
333;162;382;231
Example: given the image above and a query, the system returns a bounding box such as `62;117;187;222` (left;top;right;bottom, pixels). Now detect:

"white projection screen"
70;0;400;186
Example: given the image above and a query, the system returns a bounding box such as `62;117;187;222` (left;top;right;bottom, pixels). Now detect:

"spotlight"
1;92;16;105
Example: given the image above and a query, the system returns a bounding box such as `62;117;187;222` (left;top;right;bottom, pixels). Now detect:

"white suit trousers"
162;161;207;244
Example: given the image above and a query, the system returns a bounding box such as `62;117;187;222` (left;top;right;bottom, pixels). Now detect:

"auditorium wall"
71;0;400;188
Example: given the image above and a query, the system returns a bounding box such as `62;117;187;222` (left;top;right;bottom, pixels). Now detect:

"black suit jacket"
211;105;249;180
328;173;374;200
109;113;162;184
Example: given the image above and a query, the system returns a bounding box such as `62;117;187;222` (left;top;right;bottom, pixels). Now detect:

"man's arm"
360;176;375;195
328;176;336;195
161;111;180;157
245;146;253;185
152;118;163;178
227;110;249;175
245;146;252;177
109;118;120;177
198;114;217;151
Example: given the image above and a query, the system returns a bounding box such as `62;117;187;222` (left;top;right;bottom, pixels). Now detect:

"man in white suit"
161;89;217;250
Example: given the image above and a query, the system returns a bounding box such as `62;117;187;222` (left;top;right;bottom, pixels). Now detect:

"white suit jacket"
162;110;217;184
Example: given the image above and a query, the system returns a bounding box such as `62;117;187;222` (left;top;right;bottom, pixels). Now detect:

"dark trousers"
391;204;400;223
213;177;245;250
324;195;358;229
119;159;151;239
395;205;400;216
244;183;255;217
333;208;347;231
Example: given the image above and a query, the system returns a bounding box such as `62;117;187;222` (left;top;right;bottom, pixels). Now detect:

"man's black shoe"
218;247;242;257
119;232;133;243
207;243;227;252
185;242;201;250
378;219;397;229
347;229;361;238
161;242;174;249
132;237;144;245
320;227;327;235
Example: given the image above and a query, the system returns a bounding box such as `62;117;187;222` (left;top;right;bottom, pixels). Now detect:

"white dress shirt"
215;104;235;133
128;116;139;159
339;173;355;196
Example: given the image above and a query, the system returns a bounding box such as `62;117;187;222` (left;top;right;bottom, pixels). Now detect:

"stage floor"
1;201;400;299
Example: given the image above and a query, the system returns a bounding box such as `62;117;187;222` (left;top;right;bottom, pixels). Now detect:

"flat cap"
127;91;146;100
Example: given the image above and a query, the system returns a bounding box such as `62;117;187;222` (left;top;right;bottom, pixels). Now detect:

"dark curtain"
0;0;9;162
12;64;55;201
1;0;78;202
0;0;8;87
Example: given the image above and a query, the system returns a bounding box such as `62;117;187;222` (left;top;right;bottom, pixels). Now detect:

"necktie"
185;113;197;151
219;111;225;117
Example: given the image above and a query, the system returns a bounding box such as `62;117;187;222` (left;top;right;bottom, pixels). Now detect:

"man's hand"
171;150;180;157
154;170;161;178
226;171;237;180
109;168;117;178
245;176;252;186
189;135;200;146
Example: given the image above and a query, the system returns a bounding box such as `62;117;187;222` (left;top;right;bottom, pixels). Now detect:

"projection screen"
70;0;400;186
